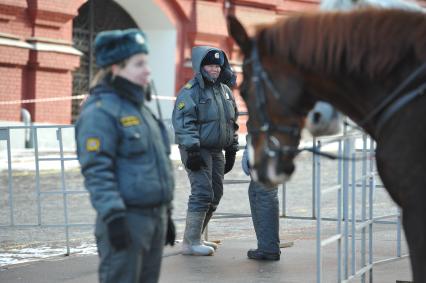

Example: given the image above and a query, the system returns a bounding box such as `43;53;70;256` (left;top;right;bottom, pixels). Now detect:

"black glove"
165;209;176;246
107;216;131;251
186;150;206;171
224;150;237;174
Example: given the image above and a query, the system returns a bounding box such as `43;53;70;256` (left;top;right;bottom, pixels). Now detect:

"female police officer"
172;46;239;256
75;29;175;283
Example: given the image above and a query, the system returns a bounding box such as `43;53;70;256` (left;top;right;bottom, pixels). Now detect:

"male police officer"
242;145;280;261
172;46;239;256
76;29;175;282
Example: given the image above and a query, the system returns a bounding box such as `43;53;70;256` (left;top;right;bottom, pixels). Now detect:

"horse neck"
304;74;390;137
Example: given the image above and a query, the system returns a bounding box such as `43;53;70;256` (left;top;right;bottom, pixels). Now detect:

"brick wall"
0;0;82;124
31;69;73;123
0;66;24;121
2;0;425;125
174;0;320;133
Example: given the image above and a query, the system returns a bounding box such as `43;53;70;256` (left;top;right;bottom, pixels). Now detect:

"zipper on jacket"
212;85;226;147
140;106;168;203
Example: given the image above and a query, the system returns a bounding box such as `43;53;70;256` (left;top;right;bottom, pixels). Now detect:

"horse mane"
256;9;426;78
320;0;424;12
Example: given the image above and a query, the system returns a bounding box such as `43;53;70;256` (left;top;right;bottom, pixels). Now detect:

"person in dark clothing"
75;28;175;283
172;46;239;256
242;145;281;261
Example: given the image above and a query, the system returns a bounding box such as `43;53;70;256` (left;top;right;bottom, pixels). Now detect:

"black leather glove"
107;216;131;251
224;149;237;174
165;209;176;246
186;150;206;171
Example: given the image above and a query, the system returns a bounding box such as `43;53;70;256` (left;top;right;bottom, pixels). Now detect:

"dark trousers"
95;206;167;283
248;181;280;254
180;147;225;213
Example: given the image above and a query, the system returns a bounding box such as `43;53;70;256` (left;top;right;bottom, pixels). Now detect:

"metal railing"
0;123;405;282
0;125;90;255
310;131;406;282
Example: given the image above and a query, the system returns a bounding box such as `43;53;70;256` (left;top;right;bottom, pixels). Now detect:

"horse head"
305;102;342;137
227;16;314;187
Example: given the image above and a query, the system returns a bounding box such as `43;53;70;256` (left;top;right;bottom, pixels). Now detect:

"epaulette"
85;93;121;117
184;82;193;89
184;79;198;90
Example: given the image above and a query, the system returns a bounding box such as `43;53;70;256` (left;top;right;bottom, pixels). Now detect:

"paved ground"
0;138;410;282
0;238;412;283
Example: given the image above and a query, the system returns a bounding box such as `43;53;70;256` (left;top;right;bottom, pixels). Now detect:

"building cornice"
0;33;82;56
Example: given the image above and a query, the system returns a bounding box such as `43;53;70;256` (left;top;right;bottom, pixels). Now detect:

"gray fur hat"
95;28;149;68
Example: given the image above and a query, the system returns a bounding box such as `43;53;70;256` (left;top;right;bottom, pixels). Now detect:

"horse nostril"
277;161;295;176
285;163;295;175
313;112;321;123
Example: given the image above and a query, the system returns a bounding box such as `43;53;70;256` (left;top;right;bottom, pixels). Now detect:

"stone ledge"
0;35;82;56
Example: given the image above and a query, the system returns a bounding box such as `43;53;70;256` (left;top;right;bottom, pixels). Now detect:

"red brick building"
0;0;322;128
4;0;423;128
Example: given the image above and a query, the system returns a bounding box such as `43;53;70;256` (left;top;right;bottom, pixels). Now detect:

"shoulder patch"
184;82;193;89
86;137;100;152
120;116;140;127
177;101;185;110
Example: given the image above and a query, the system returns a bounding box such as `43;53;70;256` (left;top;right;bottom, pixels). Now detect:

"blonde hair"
90;60;128;88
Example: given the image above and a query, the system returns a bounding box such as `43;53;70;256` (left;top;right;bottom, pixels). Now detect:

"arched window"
72;0;138;122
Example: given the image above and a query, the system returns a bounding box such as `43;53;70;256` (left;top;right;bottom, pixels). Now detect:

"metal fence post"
368;138;375;283
312;137;317;219
342;137;351;280
33;127;42;226
57;128;71;255
315;140;322;283
281;182;287;217
351;140;356;276
0;128;14;225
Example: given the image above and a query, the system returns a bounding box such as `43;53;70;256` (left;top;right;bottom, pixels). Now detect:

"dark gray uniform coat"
172;46;238;213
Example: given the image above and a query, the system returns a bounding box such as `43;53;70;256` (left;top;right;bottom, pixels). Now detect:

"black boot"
247;249;280;261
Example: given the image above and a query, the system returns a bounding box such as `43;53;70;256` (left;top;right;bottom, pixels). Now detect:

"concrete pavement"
0;238;412;283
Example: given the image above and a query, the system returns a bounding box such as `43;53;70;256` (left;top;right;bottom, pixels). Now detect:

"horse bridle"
245;41;426;162
245;42;302;159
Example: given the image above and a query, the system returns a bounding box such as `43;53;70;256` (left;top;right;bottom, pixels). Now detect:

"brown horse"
228;9;426;282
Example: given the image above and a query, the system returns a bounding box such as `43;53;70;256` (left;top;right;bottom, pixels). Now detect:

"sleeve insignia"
177;101;185;110
120;116;140;127
184;82;193;89
86;138;100;152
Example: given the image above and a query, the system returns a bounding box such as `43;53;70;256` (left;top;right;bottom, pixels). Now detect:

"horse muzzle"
251;153;294;187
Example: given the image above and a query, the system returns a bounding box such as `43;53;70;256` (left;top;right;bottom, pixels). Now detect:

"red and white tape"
0;94;176;105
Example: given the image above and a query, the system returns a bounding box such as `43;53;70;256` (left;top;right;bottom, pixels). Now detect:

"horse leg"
402;204;426;282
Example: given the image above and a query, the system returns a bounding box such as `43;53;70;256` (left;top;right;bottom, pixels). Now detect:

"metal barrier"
0;125;90;255
310;130;406;282
0;124;405;282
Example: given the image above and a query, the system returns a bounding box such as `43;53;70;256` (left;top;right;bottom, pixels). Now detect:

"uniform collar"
110;75;145;106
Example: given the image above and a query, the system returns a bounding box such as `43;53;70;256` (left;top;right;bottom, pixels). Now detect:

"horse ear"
227;15;252;56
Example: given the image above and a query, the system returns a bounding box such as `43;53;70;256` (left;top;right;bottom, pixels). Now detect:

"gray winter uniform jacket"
172;46;239;151
75;76;174;223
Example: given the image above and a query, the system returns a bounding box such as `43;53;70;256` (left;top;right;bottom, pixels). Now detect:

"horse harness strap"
376;82;426;136
247;43;363;161
248;42;301;157
358;62;426;136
